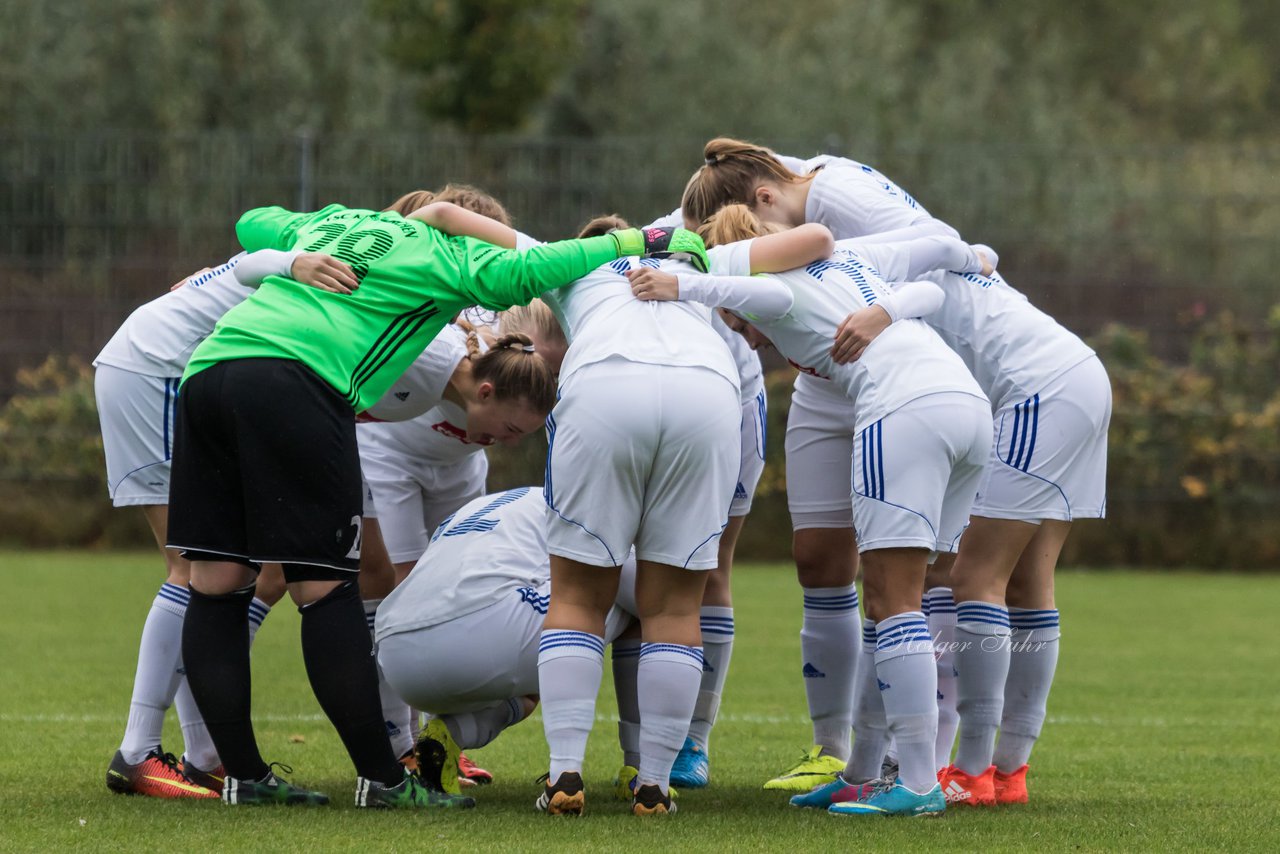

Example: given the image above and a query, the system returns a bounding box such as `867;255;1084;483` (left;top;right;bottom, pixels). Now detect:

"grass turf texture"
2;552;1278;852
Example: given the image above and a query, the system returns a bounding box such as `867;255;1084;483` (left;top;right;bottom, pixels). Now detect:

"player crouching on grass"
375;487;647;803
166;197;697;809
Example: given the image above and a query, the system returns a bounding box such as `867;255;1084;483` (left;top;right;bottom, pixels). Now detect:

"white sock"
689;606;734;753
611;639;642;768
538;630;604;781
994;609;1061;772
874;611;938;794
119;583;188;764
845;618;887;782
800;585;859;759
637;643;704;795
925;587;959;770
443;698;524;750
364;598;414;758
175;595;271;770
953;601;1012;775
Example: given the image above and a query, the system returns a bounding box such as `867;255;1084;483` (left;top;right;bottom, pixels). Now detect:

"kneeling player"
375;487;638;797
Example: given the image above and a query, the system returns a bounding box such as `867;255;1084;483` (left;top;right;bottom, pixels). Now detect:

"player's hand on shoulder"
831;306;892;364
627;267;680;301
971;243;998;277
291;252;360;294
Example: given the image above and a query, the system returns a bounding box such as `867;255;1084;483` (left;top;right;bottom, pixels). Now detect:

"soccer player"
634;207;995;817
680;138;964;791
166;199;685;808
375;487;640;796
93;251;351;798
865;263;1110;806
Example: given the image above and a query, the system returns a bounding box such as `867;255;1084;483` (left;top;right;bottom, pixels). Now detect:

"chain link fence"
3;131;1279;563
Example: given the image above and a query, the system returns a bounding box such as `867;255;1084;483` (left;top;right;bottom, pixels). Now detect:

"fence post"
296;128;315;211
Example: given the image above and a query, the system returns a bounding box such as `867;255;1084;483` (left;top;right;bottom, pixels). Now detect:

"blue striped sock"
538;631;605;780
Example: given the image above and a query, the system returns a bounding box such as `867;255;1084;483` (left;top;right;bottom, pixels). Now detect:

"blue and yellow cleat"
670;737;709;788
827;779;946;818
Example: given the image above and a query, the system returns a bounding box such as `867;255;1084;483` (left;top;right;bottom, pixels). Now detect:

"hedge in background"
4;309;1278;567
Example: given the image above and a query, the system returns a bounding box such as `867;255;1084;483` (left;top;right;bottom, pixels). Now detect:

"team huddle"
93;137;1110;818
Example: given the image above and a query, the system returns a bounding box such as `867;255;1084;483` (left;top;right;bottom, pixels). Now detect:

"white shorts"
784;374;858;531
730;382;768;517
358;445;488;564
546;359;740;569
973;356;1111;522
852;392;991;554
376;565;637;714
94;365;179;507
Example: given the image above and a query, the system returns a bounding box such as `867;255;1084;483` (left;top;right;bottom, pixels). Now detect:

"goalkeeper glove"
609;226;711;273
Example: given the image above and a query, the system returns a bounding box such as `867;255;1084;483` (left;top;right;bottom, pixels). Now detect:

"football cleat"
789;775;881;809
669;737;709;788
613;765;679;801
762;745;846;791
535;771;585;816
357;770;475;809
221;766;329;806
828;779;946;817
994;764;1029;805
179;755;226;795
632;783;677;816
458;752;493;787
939;764;997;806
413;718;462;795
106;749;218;799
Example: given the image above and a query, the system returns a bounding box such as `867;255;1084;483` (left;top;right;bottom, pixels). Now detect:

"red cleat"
939;764;997;807
106;749;218;799
994;764;1029;804
458;753;493;787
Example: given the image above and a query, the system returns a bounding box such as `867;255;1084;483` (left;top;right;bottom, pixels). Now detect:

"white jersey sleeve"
805;160;958;241
94;253;254;376
877;280;946;323
231;249;303;287
842;236;987;283
677;273;794;320
375;487;550;640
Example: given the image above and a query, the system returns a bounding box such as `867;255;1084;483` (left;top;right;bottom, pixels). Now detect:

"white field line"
0;712;1210;728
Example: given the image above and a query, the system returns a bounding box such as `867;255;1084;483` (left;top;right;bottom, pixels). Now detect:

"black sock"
300;581;402;785
183;583;271;782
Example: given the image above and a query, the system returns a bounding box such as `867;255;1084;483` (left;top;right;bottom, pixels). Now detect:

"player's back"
923;269;1094;410
94;255;253;376
375;487;549;642
543;257;737;390
761;250;983;427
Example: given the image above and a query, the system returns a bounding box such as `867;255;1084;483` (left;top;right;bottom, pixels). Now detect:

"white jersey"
375;487;550;641
805;158;957;241
362;324;470;422
542;257;738;391
723;247;985;429
921;269;1096;411
94;254;253;376
357;398;481;466
640;215;763;404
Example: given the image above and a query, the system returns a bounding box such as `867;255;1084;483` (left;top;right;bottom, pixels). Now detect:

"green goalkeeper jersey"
183;204;621;411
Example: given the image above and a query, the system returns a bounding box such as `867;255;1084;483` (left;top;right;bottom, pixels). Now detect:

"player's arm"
831;280;945;364
409;202;520;249
232;248;361;294
748;224;834;273
627;268;793;320
849;237;995;282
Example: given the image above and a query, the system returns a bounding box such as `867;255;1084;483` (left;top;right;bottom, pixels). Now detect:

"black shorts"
167;358;363;582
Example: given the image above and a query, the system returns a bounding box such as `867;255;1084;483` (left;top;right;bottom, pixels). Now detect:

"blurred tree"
371;0;588;133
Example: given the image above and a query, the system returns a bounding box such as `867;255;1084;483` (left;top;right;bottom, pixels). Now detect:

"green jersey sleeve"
451;234;621;310
236;204;348;252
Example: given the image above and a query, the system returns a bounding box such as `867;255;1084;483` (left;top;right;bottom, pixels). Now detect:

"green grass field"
2;552;1278;852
